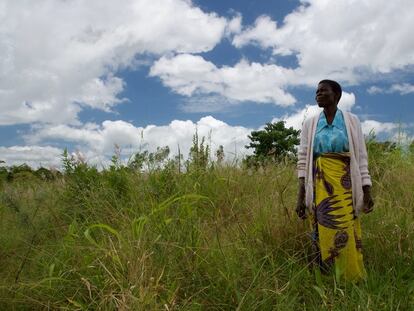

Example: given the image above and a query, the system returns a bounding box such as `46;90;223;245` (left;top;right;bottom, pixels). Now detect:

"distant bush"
244;121;300;168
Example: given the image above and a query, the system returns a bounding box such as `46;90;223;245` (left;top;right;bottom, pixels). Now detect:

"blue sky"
1;0;413;168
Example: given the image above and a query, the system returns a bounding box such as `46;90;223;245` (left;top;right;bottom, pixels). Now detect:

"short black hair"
318;79;342;102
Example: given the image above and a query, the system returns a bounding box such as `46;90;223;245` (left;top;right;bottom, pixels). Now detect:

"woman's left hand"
362;185;374;213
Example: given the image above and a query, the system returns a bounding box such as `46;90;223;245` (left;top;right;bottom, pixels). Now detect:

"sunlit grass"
0;149;413;310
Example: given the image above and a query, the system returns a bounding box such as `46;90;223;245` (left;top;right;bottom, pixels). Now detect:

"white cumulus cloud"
233;0;414;83
0;146;63;168
360;120;398;136
26;116;253;167
233;15;278;50
150;54;296;107
0;0;228;125
368;83;414;95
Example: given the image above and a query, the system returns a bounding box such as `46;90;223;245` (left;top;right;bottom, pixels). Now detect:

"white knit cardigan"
297;111;372;215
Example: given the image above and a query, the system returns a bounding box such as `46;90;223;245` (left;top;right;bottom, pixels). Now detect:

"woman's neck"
323;106;338;125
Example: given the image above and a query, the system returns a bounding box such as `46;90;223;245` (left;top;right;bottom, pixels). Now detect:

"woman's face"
315;82;337;108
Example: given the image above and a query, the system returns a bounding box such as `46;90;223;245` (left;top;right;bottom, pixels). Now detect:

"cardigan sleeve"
297;119;309;178
355;116;372;187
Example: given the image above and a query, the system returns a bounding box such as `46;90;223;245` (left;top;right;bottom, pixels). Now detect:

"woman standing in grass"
296;80;374;281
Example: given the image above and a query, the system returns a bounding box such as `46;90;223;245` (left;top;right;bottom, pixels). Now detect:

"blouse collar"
316;109;344;132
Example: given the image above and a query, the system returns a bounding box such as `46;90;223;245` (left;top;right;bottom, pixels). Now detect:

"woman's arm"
356;117;372;187
362;185;374;213
296;177;307;219
356;116;374;213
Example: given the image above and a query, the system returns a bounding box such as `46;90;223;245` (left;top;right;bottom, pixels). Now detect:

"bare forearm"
362;185;371;193
296;177;307;219
298;177;305;194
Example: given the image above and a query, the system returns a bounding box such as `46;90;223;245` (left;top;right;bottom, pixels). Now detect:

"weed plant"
0;145;413;310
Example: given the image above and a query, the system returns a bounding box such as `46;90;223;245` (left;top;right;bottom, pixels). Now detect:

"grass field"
0;146;413;310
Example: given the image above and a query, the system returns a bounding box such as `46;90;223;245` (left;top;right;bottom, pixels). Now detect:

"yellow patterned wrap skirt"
312;152;366;281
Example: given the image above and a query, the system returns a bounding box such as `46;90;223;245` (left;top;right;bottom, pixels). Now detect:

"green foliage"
0;138;414;309
8;163;33;175
62;148;74;174
0;166;7;182
215;144;225;165
128;149;148;171
245;121;300;167
61;148;101;213
34;167;58;181
128;146;171;172
0;164;58;187
186;130;210;172
366;132;398;154
148;146;171;170
5;163;33;182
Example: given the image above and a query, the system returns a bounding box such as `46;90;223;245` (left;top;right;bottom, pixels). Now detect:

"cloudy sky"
1;0;413;168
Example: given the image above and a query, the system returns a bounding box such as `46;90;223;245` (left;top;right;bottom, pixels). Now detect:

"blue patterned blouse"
313;109;349;157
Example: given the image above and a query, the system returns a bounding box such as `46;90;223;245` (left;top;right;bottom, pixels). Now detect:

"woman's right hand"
362;185;374;214
296;178;307;219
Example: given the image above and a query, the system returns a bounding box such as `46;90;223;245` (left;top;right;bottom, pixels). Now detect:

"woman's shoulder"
342;110;361;124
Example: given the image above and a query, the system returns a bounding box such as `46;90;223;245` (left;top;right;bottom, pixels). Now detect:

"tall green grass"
0;148;413;310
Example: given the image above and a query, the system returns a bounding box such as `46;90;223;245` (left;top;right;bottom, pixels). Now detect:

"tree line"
1;121;412;184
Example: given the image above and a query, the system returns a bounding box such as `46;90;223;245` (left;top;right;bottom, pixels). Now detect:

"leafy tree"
128;146;171;172
0;166;7;188
148;146;170;170
0;166;7;177
245;121;300;165
61;148;100;194
128;150;148;171
6;164;34;182
34;167;56;181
